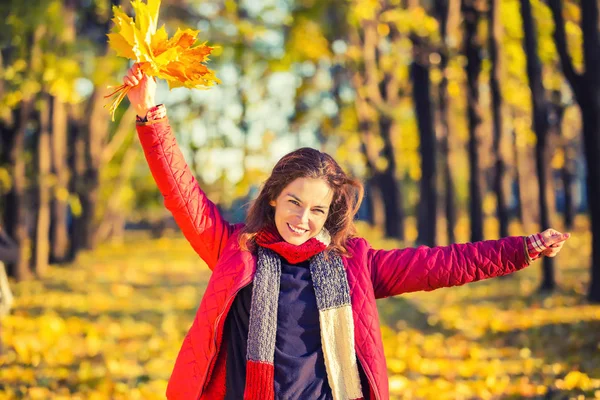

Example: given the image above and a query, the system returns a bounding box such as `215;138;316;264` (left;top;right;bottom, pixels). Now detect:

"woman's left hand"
540;228;570;257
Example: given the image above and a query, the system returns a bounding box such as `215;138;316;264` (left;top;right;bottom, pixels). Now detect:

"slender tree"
50;0;76;263
1;103;32;280
349;18;405;239
411;34;437;246
520;0;557;291
547;0;600;302
33;94;52;276
434;0;459;244
462;0;485;242
489;0;510;238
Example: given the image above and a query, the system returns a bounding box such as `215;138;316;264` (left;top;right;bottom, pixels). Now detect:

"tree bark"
462;0;485;242
2;104;32;281
434;0;458;244
520;0;556;292
50;96;70;262
513;125;540;231
489;0;510;238
547;0;600;302
349;23;404;240
33;95;52;277
68;104;86;261
411;45;437;246
95;136;137;243
378;114;404;239
560;138;577;230
551;97;575;230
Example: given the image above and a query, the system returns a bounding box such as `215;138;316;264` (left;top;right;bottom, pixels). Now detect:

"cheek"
311;214;328;230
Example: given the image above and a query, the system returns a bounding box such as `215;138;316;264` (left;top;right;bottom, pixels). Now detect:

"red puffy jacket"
137;119;531;400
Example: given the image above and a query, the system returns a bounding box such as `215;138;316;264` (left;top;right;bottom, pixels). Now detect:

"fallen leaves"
1;224;599;399
0;233;209;399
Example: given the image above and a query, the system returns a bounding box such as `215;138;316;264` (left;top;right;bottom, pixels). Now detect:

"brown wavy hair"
239;147;364;256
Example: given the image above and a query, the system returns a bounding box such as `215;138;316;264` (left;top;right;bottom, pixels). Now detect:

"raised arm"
368;230;569;299
125;64;234;270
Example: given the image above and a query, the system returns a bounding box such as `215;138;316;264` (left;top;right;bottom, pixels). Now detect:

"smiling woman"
270;178;333;245
238;148;362;254
123;62;570;400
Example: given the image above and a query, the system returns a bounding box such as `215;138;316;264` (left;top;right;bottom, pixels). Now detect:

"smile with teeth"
287;223;308;234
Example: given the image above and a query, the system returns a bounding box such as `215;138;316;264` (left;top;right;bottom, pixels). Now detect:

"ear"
269;200;276;207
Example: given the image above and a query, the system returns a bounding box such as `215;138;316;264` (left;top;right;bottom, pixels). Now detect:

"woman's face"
270;177;334;246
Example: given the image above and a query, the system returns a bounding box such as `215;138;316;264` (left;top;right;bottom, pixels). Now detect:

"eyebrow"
286;193;328;209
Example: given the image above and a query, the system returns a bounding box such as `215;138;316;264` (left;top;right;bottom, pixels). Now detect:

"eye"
313;209;325;214
289;199;300;206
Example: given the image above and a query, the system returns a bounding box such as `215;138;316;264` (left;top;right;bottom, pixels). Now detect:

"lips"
287;223;308;235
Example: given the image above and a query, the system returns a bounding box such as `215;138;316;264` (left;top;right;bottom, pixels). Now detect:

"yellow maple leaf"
105;0;220;120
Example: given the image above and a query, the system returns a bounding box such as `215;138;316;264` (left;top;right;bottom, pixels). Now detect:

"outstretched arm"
368;230;569;299
125;64;234;270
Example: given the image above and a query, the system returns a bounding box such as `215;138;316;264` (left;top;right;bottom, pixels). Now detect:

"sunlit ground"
1;216;599;399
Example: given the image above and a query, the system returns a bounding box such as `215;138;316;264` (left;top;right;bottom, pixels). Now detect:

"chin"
282;235;309;246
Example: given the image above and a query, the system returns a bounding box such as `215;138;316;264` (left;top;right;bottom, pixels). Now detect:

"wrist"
135;102;156;118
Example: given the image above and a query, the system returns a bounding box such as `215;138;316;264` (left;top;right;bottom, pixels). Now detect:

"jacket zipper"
198;278;253;398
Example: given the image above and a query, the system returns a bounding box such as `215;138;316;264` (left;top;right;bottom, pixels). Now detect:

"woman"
123;64;569;400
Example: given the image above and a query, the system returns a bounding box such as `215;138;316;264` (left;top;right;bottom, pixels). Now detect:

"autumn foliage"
105;0;220;120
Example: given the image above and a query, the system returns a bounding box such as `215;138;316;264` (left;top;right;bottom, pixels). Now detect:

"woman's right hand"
124;63;157;117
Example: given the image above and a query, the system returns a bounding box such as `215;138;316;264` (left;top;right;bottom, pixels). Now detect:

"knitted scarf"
243;225;364;400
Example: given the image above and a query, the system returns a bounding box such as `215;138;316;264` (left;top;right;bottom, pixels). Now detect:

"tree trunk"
70;0;116;252
411;50;437;246
95;139;137;243
50;97;70;262
547;0;600;302
83;90;109;249
378;115;404;240
352;63;403;238
520;0;556;292
49;0;75;263
489;0;510;238
434;0;458;244
33;96;52;277
68;104;86;261
462;0;485;242
561;137;577;230
2;104;32;281
551;98;575;230
583;103;600;302
513;127;540;231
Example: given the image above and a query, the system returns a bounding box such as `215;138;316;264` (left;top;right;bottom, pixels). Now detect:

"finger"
123;76;133;86
547;232;570;246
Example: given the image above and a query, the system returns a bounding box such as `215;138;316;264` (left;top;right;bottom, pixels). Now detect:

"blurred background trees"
0;0;598;301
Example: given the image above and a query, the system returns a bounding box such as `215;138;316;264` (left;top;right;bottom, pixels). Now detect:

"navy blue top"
224;258;371;400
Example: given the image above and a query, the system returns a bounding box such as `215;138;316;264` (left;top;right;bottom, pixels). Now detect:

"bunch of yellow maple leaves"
105;0;220;120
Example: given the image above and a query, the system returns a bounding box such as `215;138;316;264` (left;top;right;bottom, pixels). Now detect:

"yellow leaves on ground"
105;0;220;119
0;232;209;399
373;217;600;400
1;223;599;399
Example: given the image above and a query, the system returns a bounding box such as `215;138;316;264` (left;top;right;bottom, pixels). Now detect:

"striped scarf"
243;226;364;400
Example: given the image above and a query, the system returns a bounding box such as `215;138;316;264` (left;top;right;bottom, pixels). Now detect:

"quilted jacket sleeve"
136;118;234;270
368;236;531;299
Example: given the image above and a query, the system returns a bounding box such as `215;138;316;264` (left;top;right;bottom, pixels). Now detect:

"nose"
297;207;310;225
